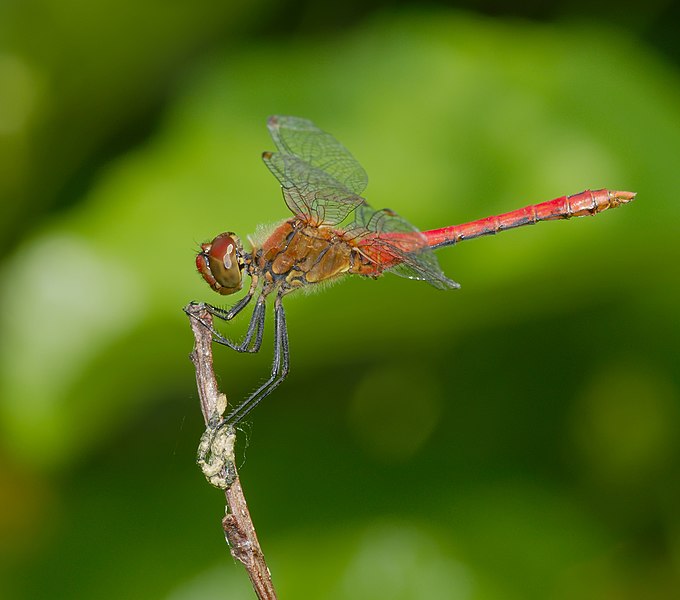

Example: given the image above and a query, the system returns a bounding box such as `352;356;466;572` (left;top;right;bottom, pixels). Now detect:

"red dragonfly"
194;115;635;425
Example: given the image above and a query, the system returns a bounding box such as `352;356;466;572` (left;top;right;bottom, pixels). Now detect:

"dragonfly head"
196;232;244;295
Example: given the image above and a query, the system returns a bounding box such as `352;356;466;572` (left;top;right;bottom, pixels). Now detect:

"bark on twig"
185;302;277;600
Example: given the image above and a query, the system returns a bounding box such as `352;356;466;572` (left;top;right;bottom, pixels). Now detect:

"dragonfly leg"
205;294;252;322
223;292;290;425
188;275;266;353
200;272;259;321
210;294;266;354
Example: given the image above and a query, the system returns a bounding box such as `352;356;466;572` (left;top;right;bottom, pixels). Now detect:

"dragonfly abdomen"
423;189;635;249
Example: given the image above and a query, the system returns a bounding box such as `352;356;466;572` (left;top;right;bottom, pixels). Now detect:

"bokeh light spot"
348;364;442;462
331;521;472;600
570;363;679;485
0;54;38;135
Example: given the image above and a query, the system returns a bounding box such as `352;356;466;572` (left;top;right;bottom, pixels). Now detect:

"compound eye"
196;233;243;295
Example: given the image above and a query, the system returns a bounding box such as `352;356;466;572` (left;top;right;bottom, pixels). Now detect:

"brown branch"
185;302;277;600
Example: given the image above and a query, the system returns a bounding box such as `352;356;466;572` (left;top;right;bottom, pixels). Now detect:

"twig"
185;302;277;600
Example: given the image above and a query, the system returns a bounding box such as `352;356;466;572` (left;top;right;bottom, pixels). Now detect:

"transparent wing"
262;152;366;226
262;116;368;226
351;205;459;290
267;116;368;195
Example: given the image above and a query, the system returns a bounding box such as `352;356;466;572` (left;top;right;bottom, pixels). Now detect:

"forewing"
352;205;459;290
267;116;368;195
263;151;366;226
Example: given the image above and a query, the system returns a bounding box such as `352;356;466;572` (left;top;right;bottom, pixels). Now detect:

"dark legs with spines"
189;288;290;426
209;294;266;353
223;292;289;425
196;277;267;354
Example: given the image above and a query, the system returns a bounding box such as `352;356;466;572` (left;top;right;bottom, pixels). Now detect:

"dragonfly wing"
263;151;366;226
388;251;460;290
353;205;460;290
267;116;368;195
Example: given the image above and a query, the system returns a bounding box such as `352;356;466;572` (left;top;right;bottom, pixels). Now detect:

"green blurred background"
1;1;679;598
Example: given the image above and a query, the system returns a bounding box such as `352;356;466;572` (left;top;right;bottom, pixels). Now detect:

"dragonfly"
193;115;635;426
